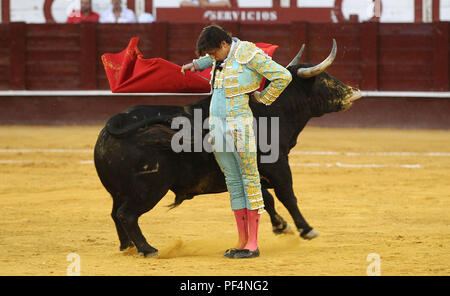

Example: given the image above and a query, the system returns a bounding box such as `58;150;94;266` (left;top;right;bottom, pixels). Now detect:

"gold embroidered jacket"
194;38;292;105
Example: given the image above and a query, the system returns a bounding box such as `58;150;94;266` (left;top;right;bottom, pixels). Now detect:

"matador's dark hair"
196;24;232;57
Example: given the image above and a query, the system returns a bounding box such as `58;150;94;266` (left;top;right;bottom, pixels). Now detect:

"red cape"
102;37;278;93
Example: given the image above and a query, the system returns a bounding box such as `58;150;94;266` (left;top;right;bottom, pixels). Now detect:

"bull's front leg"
271;159;319;240
274;185;319;239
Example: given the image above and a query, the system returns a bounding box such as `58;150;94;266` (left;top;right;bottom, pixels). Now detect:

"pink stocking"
233;209;248;249
244;209;260;251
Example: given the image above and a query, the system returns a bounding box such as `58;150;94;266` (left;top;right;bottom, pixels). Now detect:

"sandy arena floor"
0;126;449;276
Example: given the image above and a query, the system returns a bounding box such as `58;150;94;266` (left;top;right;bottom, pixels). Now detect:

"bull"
94;40;362;257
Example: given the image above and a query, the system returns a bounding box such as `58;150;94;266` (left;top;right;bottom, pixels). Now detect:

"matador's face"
205;41;231;62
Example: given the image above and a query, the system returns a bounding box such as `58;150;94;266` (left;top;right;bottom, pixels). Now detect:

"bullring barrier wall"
0;22;448;128
0;22;448;91
0;91;449;129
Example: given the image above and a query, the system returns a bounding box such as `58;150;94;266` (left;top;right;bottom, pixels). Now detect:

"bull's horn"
287;44;305;67
297;39;337;78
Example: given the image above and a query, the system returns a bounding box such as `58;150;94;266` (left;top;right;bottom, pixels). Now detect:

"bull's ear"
287;44;305;67
297;39;337;78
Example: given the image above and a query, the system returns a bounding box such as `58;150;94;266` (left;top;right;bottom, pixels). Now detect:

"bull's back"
94;119;182;199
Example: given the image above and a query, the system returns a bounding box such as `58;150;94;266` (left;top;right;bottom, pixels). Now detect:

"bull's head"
286;39;362;117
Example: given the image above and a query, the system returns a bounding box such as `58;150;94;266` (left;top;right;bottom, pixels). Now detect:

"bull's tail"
167;194;195;210
167;201;181;210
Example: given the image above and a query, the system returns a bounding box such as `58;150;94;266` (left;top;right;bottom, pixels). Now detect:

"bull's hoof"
138;247;159;258
272;222;291;235
138;251;158;258
300;228;319;240
138;250;158;258
119;242;134;251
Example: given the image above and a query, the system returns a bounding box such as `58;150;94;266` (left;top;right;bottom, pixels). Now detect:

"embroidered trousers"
209;88;265;214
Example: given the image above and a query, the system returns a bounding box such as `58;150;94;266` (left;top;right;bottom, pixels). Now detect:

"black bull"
94;41;362;257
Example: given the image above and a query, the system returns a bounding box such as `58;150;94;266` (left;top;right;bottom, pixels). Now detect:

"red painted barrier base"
0;95;449;129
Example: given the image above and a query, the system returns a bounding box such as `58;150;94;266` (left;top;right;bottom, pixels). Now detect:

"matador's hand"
181;62;197;75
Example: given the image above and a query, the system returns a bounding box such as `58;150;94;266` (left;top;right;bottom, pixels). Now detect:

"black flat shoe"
233;248;260;259
223;248;241;258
